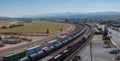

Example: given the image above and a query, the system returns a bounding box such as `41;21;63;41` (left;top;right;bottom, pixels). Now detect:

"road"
108;28;120;49
0;24;74;55
76;35;116;61
96;23;120;49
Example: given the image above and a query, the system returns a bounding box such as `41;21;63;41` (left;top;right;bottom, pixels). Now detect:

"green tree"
46;29;50;34
60;28;63;32
103;26;108;40
1;26;7;29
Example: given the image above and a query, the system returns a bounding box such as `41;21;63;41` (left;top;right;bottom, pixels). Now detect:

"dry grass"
0;22;69;33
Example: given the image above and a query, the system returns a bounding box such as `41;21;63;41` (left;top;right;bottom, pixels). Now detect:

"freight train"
17;24;87;61
3;24;89;61
48;28;93;61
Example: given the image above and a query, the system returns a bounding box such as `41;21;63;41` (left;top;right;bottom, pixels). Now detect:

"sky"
0;0;120;17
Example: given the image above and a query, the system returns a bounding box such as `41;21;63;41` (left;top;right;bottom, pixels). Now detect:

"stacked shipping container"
2;39;21;44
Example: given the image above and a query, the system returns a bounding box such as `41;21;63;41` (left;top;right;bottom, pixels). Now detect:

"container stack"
2;39;21;44
47;40;58;47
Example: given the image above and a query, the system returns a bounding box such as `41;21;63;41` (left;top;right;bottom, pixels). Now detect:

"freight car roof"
4;51;25;57
3;39;19;41
48;40;57;43
27;45;41;50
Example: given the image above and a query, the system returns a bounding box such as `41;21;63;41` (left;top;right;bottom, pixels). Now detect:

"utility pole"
90;41;93;61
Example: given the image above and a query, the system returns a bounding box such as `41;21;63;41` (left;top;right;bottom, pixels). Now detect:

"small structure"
1;39;21;44
111;24;120;31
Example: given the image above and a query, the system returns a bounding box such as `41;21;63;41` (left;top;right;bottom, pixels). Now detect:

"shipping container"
49;54;63;61
26;45;42;55
37;51;45;58
23;50;45;61
47;40;58;47
44;46;56;55
2;39;21;44
63;50;70;58
59;35;68;41
30;53;38;61
3;51;26;61
0;42;5;47
54;54;64;61
42;46;49;50
62;40;69;45
18;56;30;61
55;43;63;49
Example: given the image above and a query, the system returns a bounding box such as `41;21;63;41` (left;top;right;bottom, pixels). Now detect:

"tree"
105;36;112;43
1;26;7;29
103;26;108;40
60;28;63;32
102;26;113;46
9;24;24;28
46;29;50;34
9;25;13;28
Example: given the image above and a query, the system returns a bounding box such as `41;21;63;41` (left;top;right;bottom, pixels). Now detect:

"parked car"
109;49;119;54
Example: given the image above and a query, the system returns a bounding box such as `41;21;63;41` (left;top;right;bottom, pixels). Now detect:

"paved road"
96;23;120;49
76;35;116;61
108;28;120;49
0;24;74;55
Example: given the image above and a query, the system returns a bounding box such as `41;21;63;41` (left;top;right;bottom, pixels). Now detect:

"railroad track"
39;24;90;61
64;24;94;61
17;23;93;61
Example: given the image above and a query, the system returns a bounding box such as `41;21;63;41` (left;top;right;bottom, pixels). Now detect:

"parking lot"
77;35;117;61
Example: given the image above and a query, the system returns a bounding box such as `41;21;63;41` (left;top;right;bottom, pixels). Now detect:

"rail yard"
0;21;94;61
0;21;74;61
39;23;93;61
1;0;120;61
1;20;118;61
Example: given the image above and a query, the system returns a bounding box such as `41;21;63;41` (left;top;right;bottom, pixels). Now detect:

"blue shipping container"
47;40;58;47
26;45;41;55
60;35;68;41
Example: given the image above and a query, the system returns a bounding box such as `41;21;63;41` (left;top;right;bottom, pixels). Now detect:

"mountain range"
1;11;120;18
21;11;120;18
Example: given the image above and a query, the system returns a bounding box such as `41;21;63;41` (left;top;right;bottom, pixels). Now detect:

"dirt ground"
0;36;45;50
92;35;102;41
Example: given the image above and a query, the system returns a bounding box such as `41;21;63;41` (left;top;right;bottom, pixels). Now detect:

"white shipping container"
47;40;58;47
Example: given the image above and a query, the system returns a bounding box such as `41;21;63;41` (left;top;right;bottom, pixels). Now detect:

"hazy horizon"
0;0;120;17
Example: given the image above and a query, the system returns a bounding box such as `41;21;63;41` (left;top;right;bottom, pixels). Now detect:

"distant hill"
21;11;120;18
0;16;11;19
1;11;120;19
21;12;84;18
0;16;12;20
